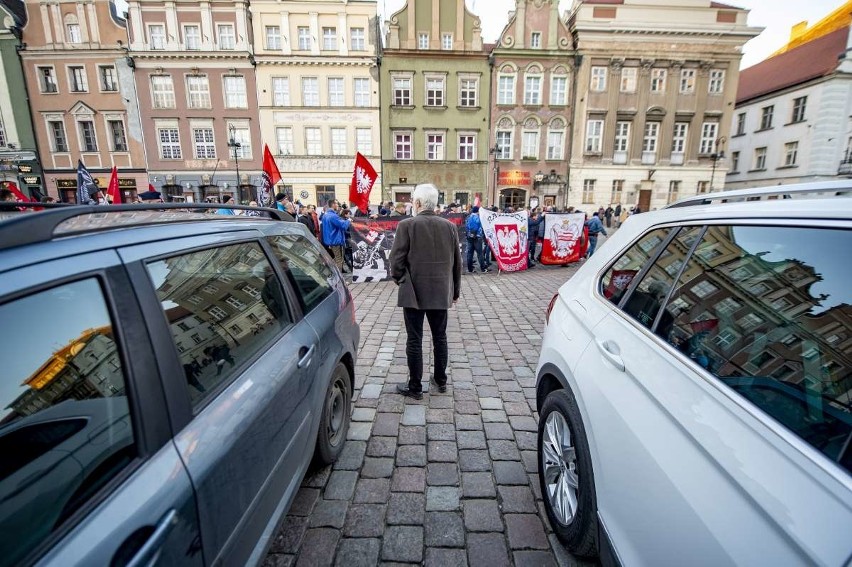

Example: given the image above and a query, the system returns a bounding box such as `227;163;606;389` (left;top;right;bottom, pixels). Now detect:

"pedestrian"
633;204;642;214
614;203;622;227
296;204;315;233
535;207;549;262
605;205;614;228
307;204;320;238
465;205;489;273
390;202;407;217
389;183;462;399
321;199;351;271
527;210;544;267
584;211;608;258
216;194;236;215
0;188;16;202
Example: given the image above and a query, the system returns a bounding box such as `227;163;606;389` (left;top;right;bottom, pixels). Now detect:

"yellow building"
250;0;382;208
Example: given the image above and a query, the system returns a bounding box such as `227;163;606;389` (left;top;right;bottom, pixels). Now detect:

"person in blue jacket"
527;210;544;267
465;206;489;273
584;211;608;258
321;199;352;271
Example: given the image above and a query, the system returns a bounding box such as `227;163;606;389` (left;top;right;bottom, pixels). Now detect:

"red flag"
349;152;377;214
260;144;281;207
690;319;719;334
1;181;29;210
473;193;481;208
106;166;121;204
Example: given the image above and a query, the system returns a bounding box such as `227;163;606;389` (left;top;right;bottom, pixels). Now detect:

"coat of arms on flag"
349;152;377;213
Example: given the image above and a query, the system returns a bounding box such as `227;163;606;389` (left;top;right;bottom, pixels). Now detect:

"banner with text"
479;209;529;272
540;213;586;265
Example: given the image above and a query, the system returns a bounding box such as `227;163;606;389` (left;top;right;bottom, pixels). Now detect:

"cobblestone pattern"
264;264;595;567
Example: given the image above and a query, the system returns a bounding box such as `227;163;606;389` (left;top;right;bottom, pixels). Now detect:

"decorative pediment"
69;101;96;116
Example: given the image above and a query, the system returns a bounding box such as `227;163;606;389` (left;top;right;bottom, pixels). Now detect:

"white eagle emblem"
355;166;373;194
496;226;519;255
613;273;633;290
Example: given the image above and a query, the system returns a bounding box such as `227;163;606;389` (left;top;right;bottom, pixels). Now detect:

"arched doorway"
500;188;526;211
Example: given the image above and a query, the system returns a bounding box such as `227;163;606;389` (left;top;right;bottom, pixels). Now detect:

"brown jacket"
389;210;462;310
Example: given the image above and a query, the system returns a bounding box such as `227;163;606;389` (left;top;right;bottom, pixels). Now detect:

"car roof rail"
665;180;852;208
0;202;295;252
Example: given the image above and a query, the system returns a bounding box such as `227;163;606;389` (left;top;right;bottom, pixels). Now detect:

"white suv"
536;184;852;565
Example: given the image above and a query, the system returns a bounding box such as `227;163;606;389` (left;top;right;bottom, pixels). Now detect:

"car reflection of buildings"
4;327;123;422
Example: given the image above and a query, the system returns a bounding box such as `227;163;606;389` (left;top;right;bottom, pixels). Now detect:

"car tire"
538;388;599;559
314;363;352;466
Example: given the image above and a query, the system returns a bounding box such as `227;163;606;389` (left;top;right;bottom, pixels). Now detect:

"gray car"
0;204;359;566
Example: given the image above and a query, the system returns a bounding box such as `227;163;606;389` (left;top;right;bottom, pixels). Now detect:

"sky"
377;0;842;69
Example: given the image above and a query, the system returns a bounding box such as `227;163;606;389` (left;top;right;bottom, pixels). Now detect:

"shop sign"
498;170;531;186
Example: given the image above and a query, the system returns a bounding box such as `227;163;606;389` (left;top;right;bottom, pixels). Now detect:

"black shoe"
396;383;423;400
481;268;491;273
430;377;447;393
528;262;535;268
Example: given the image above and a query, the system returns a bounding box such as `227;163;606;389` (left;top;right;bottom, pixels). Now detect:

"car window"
0;278;135;567
266;235;336;312
146;242;294;408
601;227;672;306
656;225;852;474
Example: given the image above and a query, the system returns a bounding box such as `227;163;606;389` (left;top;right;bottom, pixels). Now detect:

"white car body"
537;195;852;566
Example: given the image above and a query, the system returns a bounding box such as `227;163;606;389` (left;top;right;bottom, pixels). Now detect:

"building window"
524;75;542;105
228;123;251;159
522;130;539;160
158;128;182;159
730;151;739;172
49;121;68;152
188;127;214;159
697;180;709;193
650;68;666;93
760;105;774;130
99;66;118;91
546;129;564;160
301;77;319;106
442;33;453;50
753;147;767;170
149;24;165;49
679;69;696;94
39;67;58;93
276;127;293;155
224;75;247;108
671;122;688;154
582;179;596;204
356;128;372;155
418;32;429;49
497;74;515;105
330;128;346;156
266;26;281;50
322;27;337;50
709;69;725;94
459;78;478;107
350;28;365;51
184;25;201;50
151;75;175;108
392;76;411;106
109;120;127;152
69;66;88;92
426;77;445;106
784;141;798;166
354;78;370;107
590;66;607;92
735;112;746;136
67;23;81;43
186;75;211;108
458;134;475;161
791;96;807;123
305;127;321;155
496;130;512;159
394;132;412;159
530;31;541;48
550;76;567;106
585;119;603;153
642;122;659;156
272;77;290;106
699;122;718;154
691;280;717;298
78;121;97;151
297;27;311;50
614;121;630;152
668;180;680;203
328;77;345;106
217;24;235;49
611;179;624;203
620;67;637;93
426;132;444;160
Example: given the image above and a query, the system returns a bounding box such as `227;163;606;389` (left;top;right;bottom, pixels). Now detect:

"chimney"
790;21;808;43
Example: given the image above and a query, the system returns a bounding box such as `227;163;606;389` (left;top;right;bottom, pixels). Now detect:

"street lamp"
227;124;242;202
489;143;501;207
709;136;727;192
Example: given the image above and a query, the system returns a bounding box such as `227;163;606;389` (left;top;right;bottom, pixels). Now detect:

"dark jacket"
297;214;315;234
389;210;462;310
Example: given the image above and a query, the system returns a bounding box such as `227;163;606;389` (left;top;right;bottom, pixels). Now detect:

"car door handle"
298;344;316;369
595;339;625;372
121;509;177;567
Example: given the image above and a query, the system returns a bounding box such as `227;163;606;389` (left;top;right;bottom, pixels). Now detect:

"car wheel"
538;388;598;559
314;363;352;466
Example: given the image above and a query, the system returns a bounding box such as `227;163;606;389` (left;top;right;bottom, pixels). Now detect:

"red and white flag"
259;144;281;207
106;166;122;204
479;209;529;272
2;181;30;202
349;152;377;214
540;213;585;265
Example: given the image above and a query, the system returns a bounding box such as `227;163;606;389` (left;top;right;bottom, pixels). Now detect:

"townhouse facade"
18;0;147;202
250;0;382;208
489;0;574;211
566;0;760;212
380;0;489;207
126;0;261;203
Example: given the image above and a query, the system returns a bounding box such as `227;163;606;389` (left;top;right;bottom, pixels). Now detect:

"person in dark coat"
296;204;315;234
389;183;462;399
527;210;544;267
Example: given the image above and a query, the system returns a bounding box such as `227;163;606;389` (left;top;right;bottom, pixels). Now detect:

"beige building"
19;0;148;201
566;0;760;212
250;0;381;208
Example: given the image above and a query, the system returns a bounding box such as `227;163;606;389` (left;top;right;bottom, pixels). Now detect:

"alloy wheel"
542;410;580;525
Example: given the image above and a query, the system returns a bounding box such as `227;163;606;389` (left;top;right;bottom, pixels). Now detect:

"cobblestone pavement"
264;262;595;567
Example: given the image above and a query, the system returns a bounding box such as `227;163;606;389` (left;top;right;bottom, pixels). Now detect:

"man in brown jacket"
389;183;462;399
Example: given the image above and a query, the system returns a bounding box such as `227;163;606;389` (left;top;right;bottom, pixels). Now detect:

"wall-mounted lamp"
190;66;200;76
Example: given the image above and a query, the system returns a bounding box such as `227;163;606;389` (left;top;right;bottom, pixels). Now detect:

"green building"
380;0;490;207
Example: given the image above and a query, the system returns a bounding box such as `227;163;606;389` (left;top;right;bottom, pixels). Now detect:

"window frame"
265;25;281;50
590;66;607;92
217;24;235;50
350;27;366;51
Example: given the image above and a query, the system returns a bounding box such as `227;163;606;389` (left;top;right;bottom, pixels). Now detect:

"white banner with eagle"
479;209;530;272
